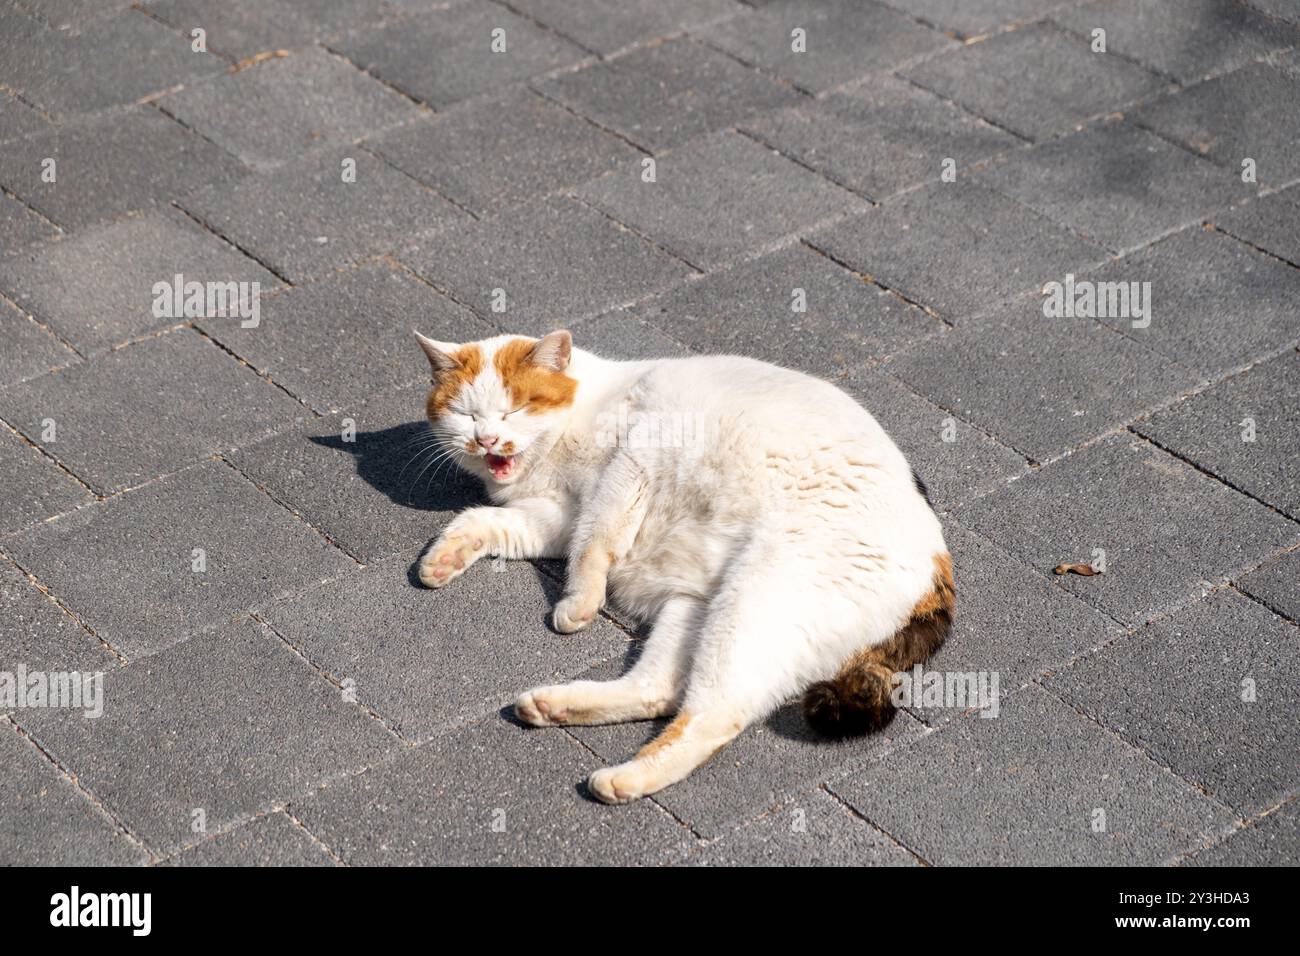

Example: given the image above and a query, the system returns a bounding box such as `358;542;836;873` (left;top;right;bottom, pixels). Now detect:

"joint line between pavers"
0;287;83;360
687;32;819;99
527;84;653;157
1;181;65;234
1166;789;1300;866
486;0;601;58
383;255;509;332
0;413;99;498
168;200;295;286
4;713;156;860
568;192;709;274
357;142;482;221
734;125;882;204
0;548;129;665
190;324;322;416
1229;580;1300;626
319;43;437;111
820;781;934;866
250;611;414;746
1127;427;1300;525
1207;222;1300;273
798;236;955;330
282;807;348;865
131;3;238;67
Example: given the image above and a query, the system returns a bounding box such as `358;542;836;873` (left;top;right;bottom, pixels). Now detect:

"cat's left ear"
530;329;572;372
413;330;459;374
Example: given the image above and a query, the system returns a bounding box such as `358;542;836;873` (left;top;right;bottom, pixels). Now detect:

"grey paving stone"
1045;589;1299;816
0;329;304;495
680;788;919;866
16;618;398;854
366;87;639;217
8;8;225;116
1072;228;1300;379
0;106;245;230
262;555;629;741
1214;186;1300;265
843;369;1031;511
742;74;1021;201
227;384;486;564
160;48;421;170
1053;0;1300;84
143;0;397;60
533;37;802;153
978;122;1249;254
578;132;867;271
333;1;586;110
1135;351;1300;519
954;434;1300;625
1186;799;1300;866
509;0;742;54
631;243;941;377
0;209;281;355
198;261;485;414
3;461;356;659
181;147;468;282
0;426;89;534
1237;549;1300;622
0;90;51;144
572;309;694;360
291;714;687;865
895;520;1122;726
7;0;134;29
0;296;77;387
0;556;115;685
0;722;147;865
830;684;1235;864
902;23;1169;141
403;195;695;335
1247;0;1300;23
882;0;1084;38
0;193;57;255
699;0;955;93
809;182;1108;321
161;812;338;866
571;657;927;838
1133;64;1300;190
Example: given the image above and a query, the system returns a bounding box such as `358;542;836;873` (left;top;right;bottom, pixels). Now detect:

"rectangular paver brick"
160;812;338;866
809;182;1108;321
160;48;423;169
403;195;695;335
1052;0;1300;84
290;714;687;865
261;555;629;741
0;328;304;495
1214;186;1300;265
699;0;956;93
366;87;640;217
1237;549;1300;622
181;147;468;282
3;460;357;658
1045;589;1300;816
333;1;586;110
0;106;246;230
0;427;90;534
882;0;1087;38
534;36;802;153
16;619;398;853
977;122;1249;254
0;208;282;355
0;722;147;865
0;557;116;684
1186;798;1300;866
953;434;1300;625
198;260;487;413
632;243;941;377
902;22;1169;141
0;298;77;388
1134;350;1300;518
510;0;743;55
829;684;1235;865
742;74;1021;201
578;131;868;271
0;194;57;255
143;0;397;60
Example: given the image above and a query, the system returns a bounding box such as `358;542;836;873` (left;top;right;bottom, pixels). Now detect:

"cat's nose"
476;434;499;450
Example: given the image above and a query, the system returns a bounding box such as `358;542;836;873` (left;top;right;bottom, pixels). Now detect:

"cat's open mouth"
485;453;519;480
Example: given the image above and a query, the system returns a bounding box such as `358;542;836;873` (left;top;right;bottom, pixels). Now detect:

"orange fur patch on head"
493;338;577;412
425;344;484;419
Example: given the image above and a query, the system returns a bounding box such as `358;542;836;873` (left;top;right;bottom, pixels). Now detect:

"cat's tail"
802;554;954;737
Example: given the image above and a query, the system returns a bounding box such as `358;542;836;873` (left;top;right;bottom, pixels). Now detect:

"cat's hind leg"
515;595;699;726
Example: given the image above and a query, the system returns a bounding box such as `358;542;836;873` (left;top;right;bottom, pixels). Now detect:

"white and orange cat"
413;329;953;804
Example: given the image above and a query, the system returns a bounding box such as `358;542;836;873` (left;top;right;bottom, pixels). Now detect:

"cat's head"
414;329;576;486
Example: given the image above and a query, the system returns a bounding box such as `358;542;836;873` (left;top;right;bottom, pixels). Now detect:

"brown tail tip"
802;674;896;738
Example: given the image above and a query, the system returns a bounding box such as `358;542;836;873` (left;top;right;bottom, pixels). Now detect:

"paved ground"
1;0;1297;867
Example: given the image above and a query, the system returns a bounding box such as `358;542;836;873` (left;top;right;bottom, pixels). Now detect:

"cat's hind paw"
514;688;563;727
587;765;644;805
552;594;598;633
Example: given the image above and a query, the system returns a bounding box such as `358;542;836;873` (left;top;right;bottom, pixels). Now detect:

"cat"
413;328;953;804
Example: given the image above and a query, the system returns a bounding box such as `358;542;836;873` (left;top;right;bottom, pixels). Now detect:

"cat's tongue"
486;453;515;479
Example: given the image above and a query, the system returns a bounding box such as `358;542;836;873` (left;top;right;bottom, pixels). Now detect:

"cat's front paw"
418;530;485;588
552;594;598;633
514;687;563;726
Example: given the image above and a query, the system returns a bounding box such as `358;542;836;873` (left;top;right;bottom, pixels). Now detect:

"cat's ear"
529;329;572;372
413;330;459;374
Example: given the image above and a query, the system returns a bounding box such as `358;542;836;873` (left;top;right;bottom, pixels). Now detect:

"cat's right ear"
413;330;459;375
